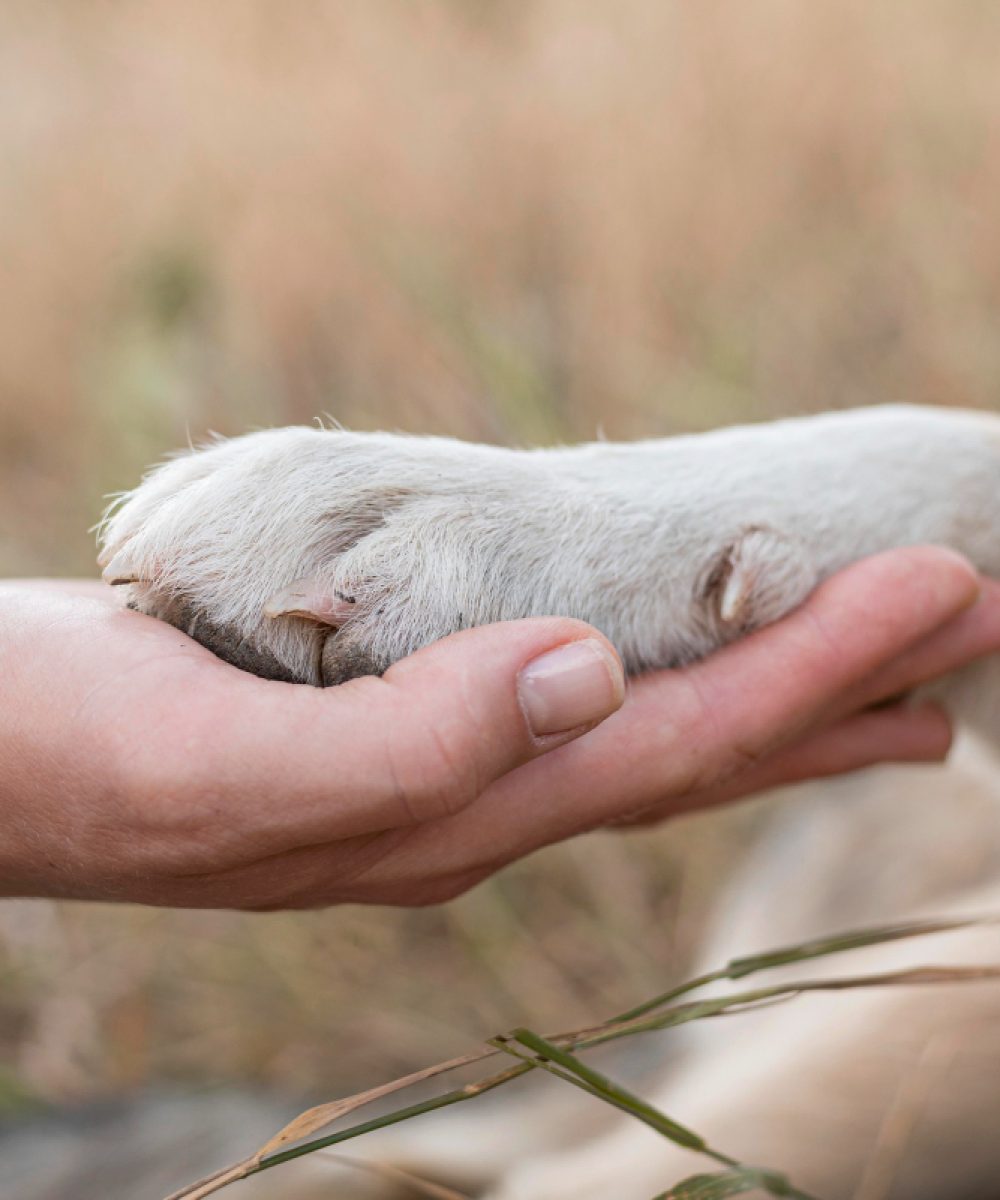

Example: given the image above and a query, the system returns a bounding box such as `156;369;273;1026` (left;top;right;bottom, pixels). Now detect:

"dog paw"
98;425;829;685
98;428;578;684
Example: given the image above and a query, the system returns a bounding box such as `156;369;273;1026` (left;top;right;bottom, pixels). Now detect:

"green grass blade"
617;917;987;1022
507;1028;714;1156
164;916;1000;1199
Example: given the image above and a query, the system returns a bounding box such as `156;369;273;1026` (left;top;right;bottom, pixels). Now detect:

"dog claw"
264;580;357;626
101;549;142;585
718;569;750;625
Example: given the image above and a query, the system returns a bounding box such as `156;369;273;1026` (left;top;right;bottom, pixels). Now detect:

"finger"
170;617;625;860
141;824;491;910
613;702;953;827
832;578;1000;716
358;619;625;822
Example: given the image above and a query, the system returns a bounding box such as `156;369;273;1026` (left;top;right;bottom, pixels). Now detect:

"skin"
2;546;1000;910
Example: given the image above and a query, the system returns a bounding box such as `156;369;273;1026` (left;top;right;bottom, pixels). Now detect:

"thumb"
338;618;626;827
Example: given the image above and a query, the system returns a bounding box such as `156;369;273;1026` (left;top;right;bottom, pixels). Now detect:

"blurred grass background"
2;0;1000;1127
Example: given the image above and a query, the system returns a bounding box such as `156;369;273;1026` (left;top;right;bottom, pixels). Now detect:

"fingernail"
518;639;625;737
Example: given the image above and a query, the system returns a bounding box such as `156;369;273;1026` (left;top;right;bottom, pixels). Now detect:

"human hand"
1;546;997;908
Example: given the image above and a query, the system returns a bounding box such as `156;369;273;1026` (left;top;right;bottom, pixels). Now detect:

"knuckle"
381;713;480;824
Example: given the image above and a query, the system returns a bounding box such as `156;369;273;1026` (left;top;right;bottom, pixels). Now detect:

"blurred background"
3;0;1000;1194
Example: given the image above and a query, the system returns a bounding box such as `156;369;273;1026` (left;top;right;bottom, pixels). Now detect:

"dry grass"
2;0;1000;1119
166;918;1000;1200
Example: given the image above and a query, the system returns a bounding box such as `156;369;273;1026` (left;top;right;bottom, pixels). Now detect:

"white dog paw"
99;422;827;684
98;428;591;684
100;406;1000;686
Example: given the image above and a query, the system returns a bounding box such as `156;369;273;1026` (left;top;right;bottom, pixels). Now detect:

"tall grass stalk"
163;916;1000;1200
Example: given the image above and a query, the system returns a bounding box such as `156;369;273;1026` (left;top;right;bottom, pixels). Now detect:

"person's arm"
1;546;997;909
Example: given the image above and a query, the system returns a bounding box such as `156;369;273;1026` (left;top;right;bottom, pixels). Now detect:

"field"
2;0;1000;1168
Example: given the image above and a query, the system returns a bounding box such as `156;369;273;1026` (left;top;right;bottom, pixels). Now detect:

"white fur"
99;404;1000;688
